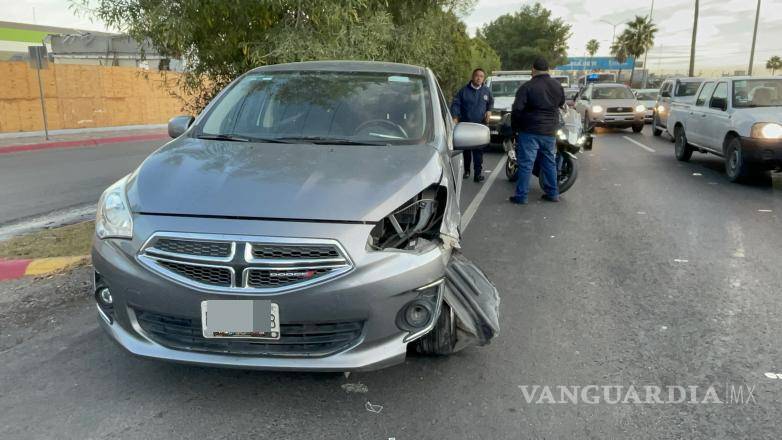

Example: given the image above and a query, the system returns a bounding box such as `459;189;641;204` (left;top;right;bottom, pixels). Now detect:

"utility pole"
641;0;655;88
748;0;761;76
688;0;699;77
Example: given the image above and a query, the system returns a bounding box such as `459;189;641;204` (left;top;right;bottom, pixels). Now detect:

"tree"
586;39;600;71
621;15;657;86
610;33;629;83
479;3;571;70
468;37;502;76
766;56;782;76
72;0;495;110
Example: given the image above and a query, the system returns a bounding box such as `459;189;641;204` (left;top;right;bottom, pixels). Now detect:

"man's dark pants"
513;132;559;201
463;148;484;175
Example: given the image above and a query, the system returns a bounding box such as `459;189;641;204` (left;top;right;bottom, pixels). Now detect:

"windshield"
675;81;702;97
733;79;782;108
592;87;635;100
635;91;658;100
554;77;569;86
200;71;432;143
490;80;527;97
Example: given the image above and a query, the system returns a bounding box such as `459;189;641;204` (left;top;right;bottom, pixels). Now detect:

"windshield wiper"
198;134;296;143
276;136;389;146
197;133;250;142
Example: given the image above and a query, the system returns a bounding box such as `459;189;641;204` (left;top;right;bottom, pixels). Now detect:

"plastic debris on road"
365;401;383;413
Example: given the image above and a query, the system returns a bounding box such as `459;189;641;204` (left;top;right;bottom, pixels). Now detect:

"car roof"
634;88;658;92
728;76;780;81
249;60;427;76
667;77;704;82
489;75;530;81
592;83;628;88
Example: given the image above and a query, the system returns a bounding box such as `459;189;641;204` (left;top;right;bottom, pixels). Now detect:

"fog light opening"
98;287;113;305
405;302;432;328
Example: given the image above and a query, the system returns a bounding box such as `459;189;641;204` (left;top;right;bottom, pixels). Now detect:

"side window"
695;82;716;106
662;82;672;97
710;82;728;110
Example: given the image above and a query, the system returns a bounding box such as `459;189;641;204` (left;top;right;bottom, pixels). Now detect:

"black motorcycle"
502;108;592;194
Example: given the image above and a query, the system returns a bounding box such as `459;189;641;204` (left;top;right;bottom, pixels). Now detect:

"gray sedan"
91;61;498;371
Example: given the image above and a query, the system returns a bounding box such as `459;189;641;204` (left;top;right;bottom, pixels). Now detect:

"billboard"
555;56;635;71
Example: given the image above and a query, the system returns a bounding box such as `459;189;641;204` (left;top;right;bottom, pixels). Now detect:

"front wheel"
725;137;749;183
674;126;693;161
555;153;578;194
415;302;456;356
632;124;644;133
652;116;663;136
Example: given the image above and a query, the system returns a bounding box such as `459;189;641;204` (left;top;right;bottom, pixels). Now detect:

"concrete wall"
0;61;184;133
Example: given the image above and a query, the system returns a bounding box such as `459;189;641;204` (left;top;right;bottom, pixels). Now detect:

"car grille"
139;233;352;292
607;107;633;113
134;309;363;357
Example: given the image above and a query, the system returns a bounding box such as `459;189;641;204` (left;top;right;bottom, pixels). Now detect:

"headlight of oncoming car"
635;104;646;113
96;176;133;239
488;111;502;122
368;186;446;251
750;122;782;139
591;105;603;113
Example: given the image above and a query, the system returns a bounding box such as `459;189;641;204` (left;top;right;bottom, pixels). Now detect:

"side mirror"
453;122;490;151
168;115;195;138
710;97;727;111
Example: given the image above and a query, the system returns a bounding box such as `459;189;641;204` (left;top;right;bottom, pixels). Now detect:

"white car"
667;76;782;182
633;88;658;123
485;71;531;146
652;77;704;137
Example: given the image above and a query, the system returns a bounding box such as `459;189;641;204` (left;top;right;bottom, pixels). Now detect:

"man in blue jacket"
451;68;494;182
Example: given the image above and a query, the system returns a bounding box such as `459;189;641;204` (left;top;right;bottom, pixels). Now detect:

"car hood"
593;99;637;108
493;96;515;112
735;106;782;122
127;138;443;222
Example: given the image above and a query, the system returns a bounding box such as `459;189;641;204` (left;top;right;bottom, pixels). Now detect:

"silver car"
91;61;497;371
575;83;645;133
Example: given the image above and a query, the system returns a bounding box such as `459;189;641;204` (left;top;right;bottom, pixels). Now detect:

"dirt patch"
0;221;94;259
0;266;93;351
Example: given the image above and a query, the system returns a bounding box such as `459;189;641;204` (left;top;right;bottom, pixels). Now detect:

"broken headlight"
368;186;446;250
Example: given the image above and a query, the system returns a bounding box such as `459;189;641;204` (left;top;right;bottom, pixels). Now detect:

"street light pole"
688;0;699;77
641;0;655;88
748;0;761;76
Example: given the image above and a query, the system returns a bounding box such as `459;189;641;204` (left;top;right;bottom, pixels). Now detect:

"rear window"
675;81;702;97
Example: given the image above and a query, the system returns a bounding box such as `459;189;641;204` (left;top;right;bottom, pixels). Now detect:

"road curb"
0;256;88;281
0;133;168;155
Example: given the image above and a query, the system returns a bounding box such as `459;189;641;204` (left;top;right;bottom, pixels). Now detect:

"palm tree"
586;39;600;72
766;55;782;75
622;15;658;86
610;33;629;83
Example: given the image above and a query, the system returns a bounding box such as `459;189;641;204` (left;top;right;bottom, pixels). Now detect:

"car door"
575;85;591;117
699;82;730;152
686;81;715;146
658;81;672;126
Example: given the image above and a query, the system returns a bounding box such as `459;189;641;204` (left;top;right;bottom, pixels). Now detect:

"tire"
674;125;693;162
632;124;643;133
583;113;593;134
416;302;456;356
555;153;578;194
652;116;663;136
505;148;518;182
725;137;749;183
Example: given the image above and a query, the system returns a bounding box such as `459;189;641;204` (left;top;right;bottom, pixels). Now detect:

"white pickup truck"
667;76;782;182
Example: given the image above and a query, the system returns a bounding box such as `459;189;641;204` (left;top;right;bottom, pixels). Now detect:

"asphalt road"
0;140;164;226
1;128;782;439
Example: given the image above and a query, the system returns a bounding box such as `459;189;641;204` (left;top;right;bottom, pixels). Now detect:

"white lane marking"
622;136;656;153
673;258;689;263
461;155;507;232
758;209;773;213
692;173;702;176
0;203;96;241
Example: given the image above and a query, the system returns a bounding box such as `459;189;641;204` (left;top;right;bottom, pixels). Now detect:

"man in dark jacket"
451;68;494;182
509;58;565;204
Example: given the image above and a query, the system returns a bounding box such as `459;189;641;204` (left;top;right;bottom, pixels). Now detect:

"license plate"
201;300;280;339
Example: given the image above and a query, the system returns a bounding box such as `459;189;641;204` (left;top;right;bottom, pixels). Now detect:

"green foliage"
478;2;571;70
72;0;497;111
619;15;657;83
586;39;599;58
766;55;782;75
468;37;501;76
610;33;629;79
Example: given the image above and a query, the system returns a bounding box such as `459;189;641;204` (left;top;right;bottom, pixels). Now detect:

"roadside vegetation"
0;221;94;259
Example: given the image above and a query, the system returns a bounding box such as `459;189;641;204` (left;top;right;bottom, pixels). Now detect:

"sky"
1;0;780;74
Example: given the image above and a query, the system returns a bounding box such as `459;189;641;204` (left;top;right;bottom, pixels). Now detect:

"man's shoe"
474;174;485;183
463;171;470;179
508;196;527;205
541;194;560;202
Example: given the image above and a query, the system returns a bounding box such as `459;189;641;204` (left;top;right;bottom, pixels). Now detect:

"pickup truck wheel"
725;137;749;182
632;124;643;133
674;126;693;161
652;116;663;136
415;302;456;356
